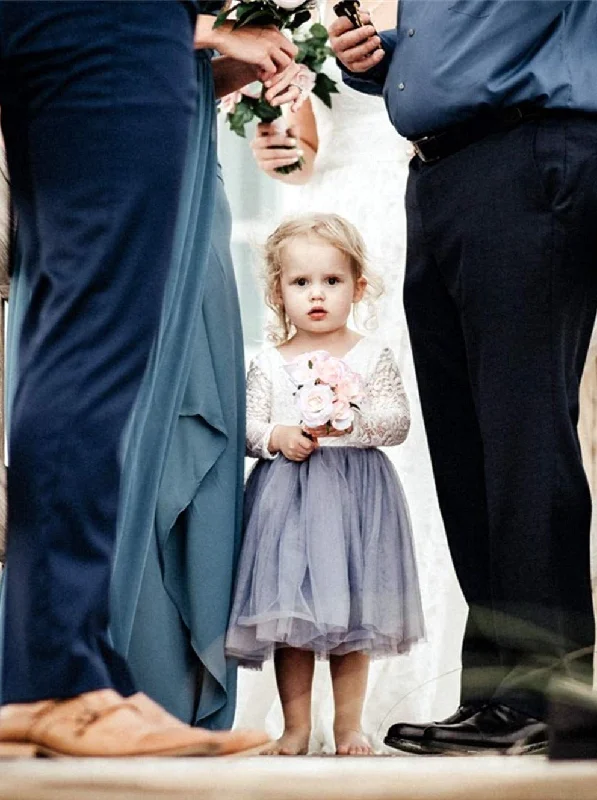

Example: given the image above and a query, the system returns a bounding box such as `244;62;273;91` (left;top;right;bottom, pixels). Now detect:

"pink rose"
331;398;354;431
336;372;365;404
313;355;347;387
220;91;242;114
294;64;317;99
284;350;330;386
297;383;335;428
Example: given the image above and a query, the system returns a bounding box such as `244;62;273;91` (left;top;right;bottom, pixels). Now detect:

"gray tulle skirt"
225;447;425;668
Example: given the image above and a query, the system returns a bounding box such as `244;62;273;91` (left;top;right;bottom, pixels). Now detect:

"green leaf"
313;72;339;108
235;6;278;26
309;22;328;40
254;98;282;123
287;8;311;30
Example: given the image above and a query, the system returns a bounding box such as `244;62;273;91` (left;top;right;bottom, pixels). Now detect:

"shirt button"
408;28;415;36
398;82;405;91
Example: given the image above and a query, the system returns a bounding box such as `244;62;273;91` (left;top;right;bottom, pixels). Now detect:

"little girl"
226;212;424;756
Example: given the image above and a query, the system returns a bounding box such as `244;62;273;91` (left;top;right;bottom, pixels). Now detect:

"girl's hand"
303;425;353;439
200;21;298;81
251;122;304;173
329;12;384;74
269;425;319;461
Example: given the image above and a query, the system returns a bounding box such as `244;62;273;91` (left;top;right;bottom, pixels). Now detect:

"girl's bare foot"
334;728;373;755
261;727;310;755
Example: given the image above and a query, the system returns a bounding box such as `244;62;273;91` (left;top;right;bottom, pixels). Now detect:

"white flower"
330;397;354;431
275;0;306;9
297;383;335;428
284;350;329;386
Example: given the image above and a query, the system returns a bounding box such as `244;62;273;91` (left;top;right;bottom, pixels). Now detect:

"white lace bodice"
246;337;410;459
309;57;410;173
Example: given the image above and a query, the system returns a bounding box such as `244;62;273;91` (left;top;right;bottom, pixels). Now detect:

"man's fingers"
331;23;377;54
347;48;385;72
343;35;382;64
270;48;292;71
328;15;357;37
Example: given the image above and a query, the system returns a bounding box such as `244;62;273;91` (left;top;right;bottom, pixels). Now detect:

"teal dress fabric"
0;51;245;728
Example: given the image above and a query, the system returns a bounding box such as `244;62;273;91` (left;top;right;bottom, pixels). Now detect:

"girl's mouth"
308;308;327;320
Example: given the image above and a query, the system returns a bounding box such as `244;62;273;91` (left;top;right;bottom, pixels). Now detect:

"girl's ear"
353;276;367;304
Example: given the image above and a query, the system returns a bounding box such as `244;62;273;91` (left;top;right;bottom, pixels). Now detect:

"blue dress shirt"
343;1;597;139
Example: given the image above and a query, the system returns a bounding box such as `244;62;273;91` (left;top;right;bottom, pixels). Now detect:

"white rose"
275;0;306;9
297;383;335;428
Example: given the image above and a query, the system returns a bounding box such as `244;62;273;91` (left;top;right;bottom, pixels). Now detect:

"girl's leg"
330;652;373;755
262;648;314;755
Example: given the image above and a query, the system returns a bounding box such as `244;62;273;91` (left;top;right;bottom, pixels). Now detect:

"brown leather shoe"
128;692;186;727
0;689;269;757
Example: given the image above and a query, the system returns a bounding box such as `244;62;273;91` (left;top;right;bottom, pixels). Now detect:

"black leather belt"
410;105;549;164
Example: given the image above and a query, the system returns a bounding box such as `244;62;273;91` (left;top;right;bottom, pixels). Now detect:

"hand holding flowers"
220;22;339;174
285;350;365;436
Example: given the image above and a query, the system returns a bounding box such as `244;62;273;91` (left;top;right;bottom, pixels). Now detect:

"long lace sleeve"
246;359;277;460
351;347;410;448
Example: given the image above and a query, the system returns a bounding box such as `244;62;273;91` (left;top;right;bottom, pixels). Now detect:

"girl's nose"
310;285;325;300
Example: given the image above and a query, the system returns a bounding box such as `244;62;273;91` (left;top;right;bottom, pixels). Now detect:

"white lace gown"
233;58;467;752
226;339;426;667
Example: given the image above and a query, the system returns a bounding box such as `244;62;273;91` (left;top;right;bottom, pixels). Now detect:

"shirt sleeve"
246;358;278;460
350;346;410;447
340;29;397;97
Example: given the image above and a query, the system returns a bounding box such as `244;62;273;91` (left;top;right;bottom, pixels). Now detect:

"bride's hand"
251;122;303;173
262;62;305;112
329;12;384;74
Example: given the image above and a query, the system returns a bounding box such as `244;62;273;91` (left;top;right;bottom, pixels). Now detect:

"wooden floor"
2;755;597;800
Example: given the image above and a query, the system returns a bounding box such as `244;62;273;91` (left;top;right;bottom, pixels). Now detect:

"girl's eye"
295;278;308;287
327;277;340;286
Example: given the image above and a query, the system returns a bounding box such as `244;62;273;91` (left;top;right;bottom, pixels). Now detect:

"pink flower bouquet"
284;350;365;433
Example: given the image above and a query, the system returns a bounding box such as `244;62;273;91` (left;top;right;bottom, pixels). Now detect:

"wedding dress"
233;56;468;752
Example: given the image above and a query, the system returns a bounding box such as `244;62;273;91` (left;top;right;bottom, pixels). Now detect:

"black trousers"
404;116;597;720
0;2;196;703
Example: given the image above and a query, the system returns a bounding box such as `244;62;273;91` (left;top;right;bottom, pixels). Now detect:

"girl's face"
277;234;366;336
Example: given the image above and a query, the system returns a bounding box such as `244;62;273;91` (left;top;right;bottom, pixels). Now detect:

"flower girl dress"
226;340;425;665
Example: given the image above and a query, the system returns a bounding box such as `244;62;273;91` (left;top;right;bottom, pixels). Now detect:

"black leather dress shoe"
426;704;547;755
384;705;482;754
548;678;597;760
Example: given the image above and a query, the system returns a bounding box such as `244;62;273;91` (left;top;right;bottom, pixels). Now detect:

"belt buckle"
412;135;440;164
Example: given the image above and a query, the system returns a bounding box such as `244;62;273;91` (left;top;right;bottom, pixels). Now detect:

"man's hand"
269;425;319;461
199;21;298;81
329;12;384;74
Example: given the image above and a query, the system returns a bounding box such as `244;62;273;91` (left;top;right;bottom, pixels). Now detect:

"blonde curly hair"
262;212;383;345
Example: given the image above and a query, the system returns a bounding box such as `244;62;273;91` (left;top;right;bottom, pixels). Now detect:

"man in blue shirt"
332;1;597;757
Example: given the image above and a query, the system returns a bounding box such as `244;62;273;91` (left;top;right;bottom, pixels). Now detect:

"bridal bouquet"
219;22;339;173
215;0;314;32
284;350;365;432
